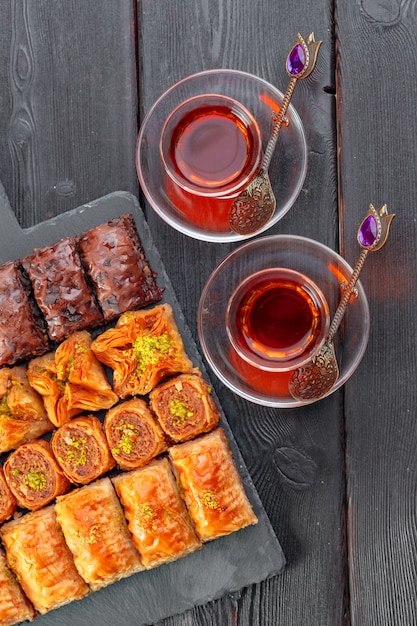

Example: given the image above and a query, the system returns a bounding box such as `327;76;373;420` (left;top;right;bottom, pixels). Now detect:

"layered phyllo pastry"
104;398;167;470
149;372;221;442
0;260;50;367
51;414;115;484
3;439;71;511
91;304;193;397
0;547;35;626
0;365;53;454
23;237;103;342
27;331;118;427
0;468;17;524
112;458;201;569
0;505;89;615
54;477;144;591
168;428;258;542
77;213;164;321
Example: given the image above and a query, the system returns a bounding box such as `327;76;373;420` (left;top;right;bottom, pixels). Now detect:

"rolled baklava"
3;438;71;510
0;260;50;367
0;468;17;524
27;330;118;427
0;547;35;626
91;304;193;397
104;397;167;470
168;428;258;542
23;236;103;342
0;505;89;615
54;477;144;591
0;365;53;454
149;372;221;442
51;414;115;484
112;458;202;569
77;213;164;320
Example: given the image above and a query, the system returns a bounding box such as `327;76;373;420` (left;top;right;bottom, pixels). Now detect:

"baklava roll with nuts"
51;414;115;484
3;439;71;511
104;398;167;470
149;372;220;442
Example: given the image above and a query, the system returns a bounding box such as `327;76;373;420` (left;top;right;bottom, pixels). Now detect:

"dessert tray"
0;184;285;626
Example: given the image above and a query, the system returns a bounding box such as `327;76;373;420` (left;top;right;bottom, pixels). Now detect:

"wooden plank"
335;1;417;624
137;2;345;624
0;0;138;227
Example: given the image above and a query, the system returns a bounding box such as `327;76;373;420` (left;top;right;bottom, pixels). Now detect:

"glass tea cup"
159;93;263;198
226;267;330;372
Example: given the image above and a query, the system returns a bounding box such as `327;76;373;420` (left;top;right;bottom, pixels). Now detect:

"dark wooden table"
0;1;416;625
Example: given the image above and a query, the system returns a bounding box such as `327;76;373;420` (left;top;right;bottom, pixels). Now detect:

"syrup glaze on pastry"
169;428;258;542
112;458;202;568
55;477;144;591
0;505;89;615
0;546;35;626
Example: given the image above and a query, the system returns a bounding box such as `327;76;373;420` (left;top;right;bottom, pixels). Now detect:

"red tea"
240;279;315;353
169;104;253;189
227;269;329;371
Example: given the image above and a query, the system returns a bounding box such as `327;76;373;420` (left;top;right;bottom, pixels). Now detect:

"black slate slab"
0;185;285;626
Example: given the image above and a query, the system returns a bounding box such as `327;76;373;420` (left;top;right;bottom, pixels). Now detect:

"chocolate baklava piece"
23;237;103;342
77;214;163;321
0;260;50;366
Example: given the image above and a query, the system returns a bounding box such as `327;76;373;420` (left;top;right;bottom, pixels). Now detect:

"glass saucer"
198;235;370;407
136;70;308;243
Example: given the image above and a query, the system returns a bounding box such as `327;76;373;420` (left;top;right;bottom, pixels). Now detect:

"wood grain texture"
138;1;346;625
0;0;138;228
335;1;417;625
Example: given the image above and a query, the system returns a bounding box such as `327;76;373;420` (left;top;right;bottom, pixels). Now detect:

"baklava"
104;397;167;470
51;414;115;484
0;505;89;614
55;477;144;591
112;458;201;569
77;213;163;320
168;428;258;542
91;304;193;397
149;372;220;442
0;365;53;454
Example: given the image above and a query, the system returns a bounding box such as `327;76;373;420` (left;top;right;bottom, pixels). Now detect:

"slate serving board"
0;185;285;626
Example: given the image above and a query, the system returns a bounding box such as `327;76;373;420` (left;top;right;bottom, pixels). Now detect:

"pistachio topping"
133;332;175;374
170;398;193;425
25;468;46;491
199;489;221;510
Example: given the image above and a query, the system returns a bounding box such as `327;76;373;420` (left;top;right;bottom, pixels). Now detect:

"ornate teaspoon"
288;204;395;401
229;32;322;236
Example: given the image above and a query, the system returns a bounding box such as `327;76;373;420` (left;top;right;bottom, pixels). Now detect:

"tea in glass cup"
160;94;262;198
226;268;330;372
